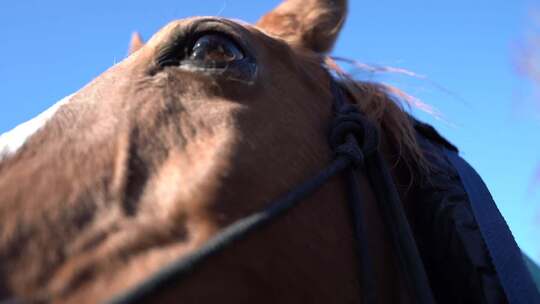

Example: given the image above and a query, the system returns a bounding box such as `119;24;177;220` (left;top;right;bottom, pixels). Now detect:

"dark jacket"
411;121;507;304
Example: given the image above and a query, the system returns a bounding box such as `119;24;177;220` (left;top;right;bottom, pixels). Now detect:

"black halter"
107;77;435;304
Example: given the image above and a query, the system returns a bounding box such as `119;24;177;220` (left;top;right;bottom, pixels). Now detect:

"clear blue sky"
1;1;539;262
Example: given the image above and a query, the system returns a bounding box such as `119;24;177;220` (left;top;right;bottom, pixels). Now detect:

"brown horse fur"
0;1;427;303
128;32;145;55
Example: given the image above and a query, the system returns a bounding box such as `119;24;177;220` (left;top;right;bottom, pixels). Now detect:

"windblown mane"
336;72;431;175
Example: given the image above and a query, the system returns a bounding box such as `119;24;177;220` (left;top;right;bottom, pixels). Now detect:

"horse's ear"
256;0;347;53
128;32;145;55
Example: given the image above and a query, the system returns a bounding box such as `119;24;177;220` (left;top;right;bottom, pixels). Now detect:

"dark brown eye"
189;34;244;66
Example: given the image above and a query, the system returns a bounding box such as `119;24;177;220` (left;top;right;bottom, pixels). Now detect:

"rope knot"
329;106;379;167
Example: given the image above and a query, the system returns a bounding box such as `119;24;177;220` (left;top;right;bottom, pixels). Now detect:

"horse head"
0;1;429;303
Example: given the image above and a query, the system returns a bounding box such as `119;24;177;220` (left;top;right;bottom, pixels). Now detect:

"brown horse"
0;1;506;303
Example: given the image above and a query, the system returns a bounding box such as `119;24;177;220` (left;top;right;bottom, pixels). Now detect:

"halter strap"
330;79;435;304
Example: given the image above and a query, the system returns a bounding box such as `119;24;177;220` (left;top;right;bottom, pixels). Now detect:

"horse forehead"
0;94;74;161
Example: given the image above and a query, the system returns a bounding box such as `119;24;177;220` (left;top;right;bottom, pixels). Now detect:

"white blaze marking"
0;94;74;160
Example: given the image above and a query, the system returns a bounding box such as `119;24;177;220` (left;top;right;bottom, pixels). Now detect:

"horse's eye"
189;34;244;66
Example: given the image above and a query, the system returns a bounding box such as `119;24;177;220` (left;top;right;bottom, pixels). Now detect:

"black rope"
330;80;434;304
329;81;379;302
330;80;379;304
342;152;378;304
365;151;436;304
